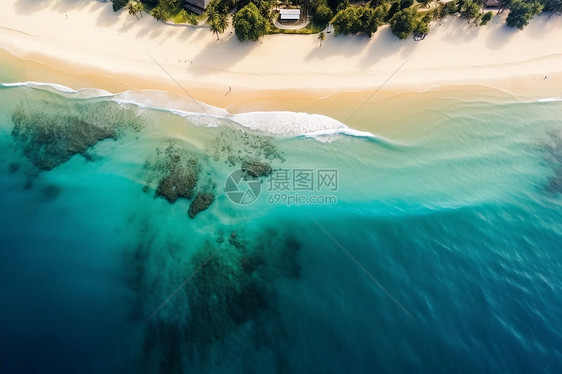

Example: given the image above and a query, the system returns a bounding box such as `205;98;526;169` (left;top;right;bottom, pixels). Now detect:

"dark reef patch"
210;127;285;172
542;129;562;193
10;97;142;171
126;224;303;372
41;185;61;201
8;162;20;173
242;159;273;177
188;193;214;218
144;143;201;203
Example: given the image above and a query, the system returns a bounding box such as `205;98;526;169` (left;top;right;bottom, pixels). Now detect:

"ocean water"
0;83;561;373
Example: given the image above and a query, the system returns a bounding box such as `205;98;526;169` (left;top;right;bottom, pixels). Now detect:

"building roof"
280;9;300;21
183;0;212;13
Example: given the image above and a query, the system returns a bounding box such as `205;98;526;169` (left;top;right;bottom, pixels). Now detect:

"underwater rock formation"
188;193;215;218
210;127;284;172
127;225;303;371
10;99;141;170
242;159;273;177
146;143;201;203
543;129;562;193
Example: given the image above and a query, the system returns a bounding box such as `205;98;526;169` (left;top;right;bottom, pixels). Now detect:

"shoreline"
1;0;562;125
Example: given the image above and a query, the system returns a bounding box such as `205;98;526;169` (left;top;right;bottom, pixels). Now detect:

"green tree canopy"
233;3;267;41
151;6;167;22
385;1;401;22
332;6;385;36
480;10;493;25
112;0;128;11
506;0;543;29
459;0;481;20
541;0;562;13
208;5;229;40
127;1;145;19
400;0;414;9
315;3;334;24
389;7;420;39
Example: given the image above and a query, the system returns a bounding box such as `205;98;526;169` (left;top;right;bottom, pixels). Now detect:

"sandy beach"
1;0;562;120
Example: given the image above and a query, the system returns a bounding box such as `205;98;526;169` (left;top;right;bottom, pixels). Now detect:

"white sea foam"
537;97;562;103
1;81;113;97
112;90;227;117
2;81;77;93
2;82;378;142
227;111;376;140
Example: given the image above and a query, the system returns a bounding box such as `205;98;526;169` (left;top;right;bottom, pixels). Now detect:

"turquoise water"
0;84;561;373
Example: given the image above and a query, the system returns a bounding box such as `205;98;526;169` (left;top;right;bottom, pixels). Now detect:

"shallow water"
1;83;561;373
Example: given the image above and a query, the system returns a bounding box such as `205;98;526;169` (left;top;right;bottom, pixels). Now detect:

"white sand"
1;0;562;107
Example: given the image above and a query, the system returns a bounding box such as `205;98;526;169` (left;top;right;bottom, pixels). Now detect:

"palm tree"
318;31;325;47
301;0;312;16
127;1;144;20
151;6;167;22
209;14;229;40
216;14;229;38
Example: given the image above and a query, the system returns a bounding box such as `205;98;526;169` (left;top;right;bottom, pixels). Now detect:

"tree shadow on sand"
95;0;123;28
305;26;416;66
358;26;417;67
514;13;562;41
485;19;518;49
189;33;259;78
14;0;97;16
437;17;482;44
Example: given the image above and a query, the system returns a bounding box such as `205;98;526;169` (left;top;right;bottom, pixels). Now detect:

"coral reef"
11;98;141;170
188;193;215;218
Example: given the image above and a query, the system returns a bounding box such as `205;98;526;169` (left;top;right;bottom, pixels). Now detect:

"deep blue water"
0;84;561;373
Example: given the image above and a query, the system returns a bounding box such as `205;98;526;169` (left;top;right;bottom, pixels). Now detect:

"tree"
418;0;433;7
302;0;314;16
315;3;334;24
443;0;460;14
506;0;543;29
151;6;167;22
370;0;389;7
413;18;429;39
400;0;415;9
252;0;276;19
159;0;179;13
498;0;513;13
373;3;391;23
181;9;198;25
112;0;128;11
337;0;351;12
459;0;481;22
207;4;218;25
332;7;358;34
318;31;325;46
480;10;493;24
357;7;379;36
389;7;419;39
127;1;144;20
332;6;383;36
542;0;562;14
385;1;402;22
209;14;229;40
233;3;267;42
435;2;449;19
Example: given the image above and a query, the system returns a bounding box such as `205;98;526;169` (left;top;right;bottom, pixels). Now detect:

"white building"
280;9;300;21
